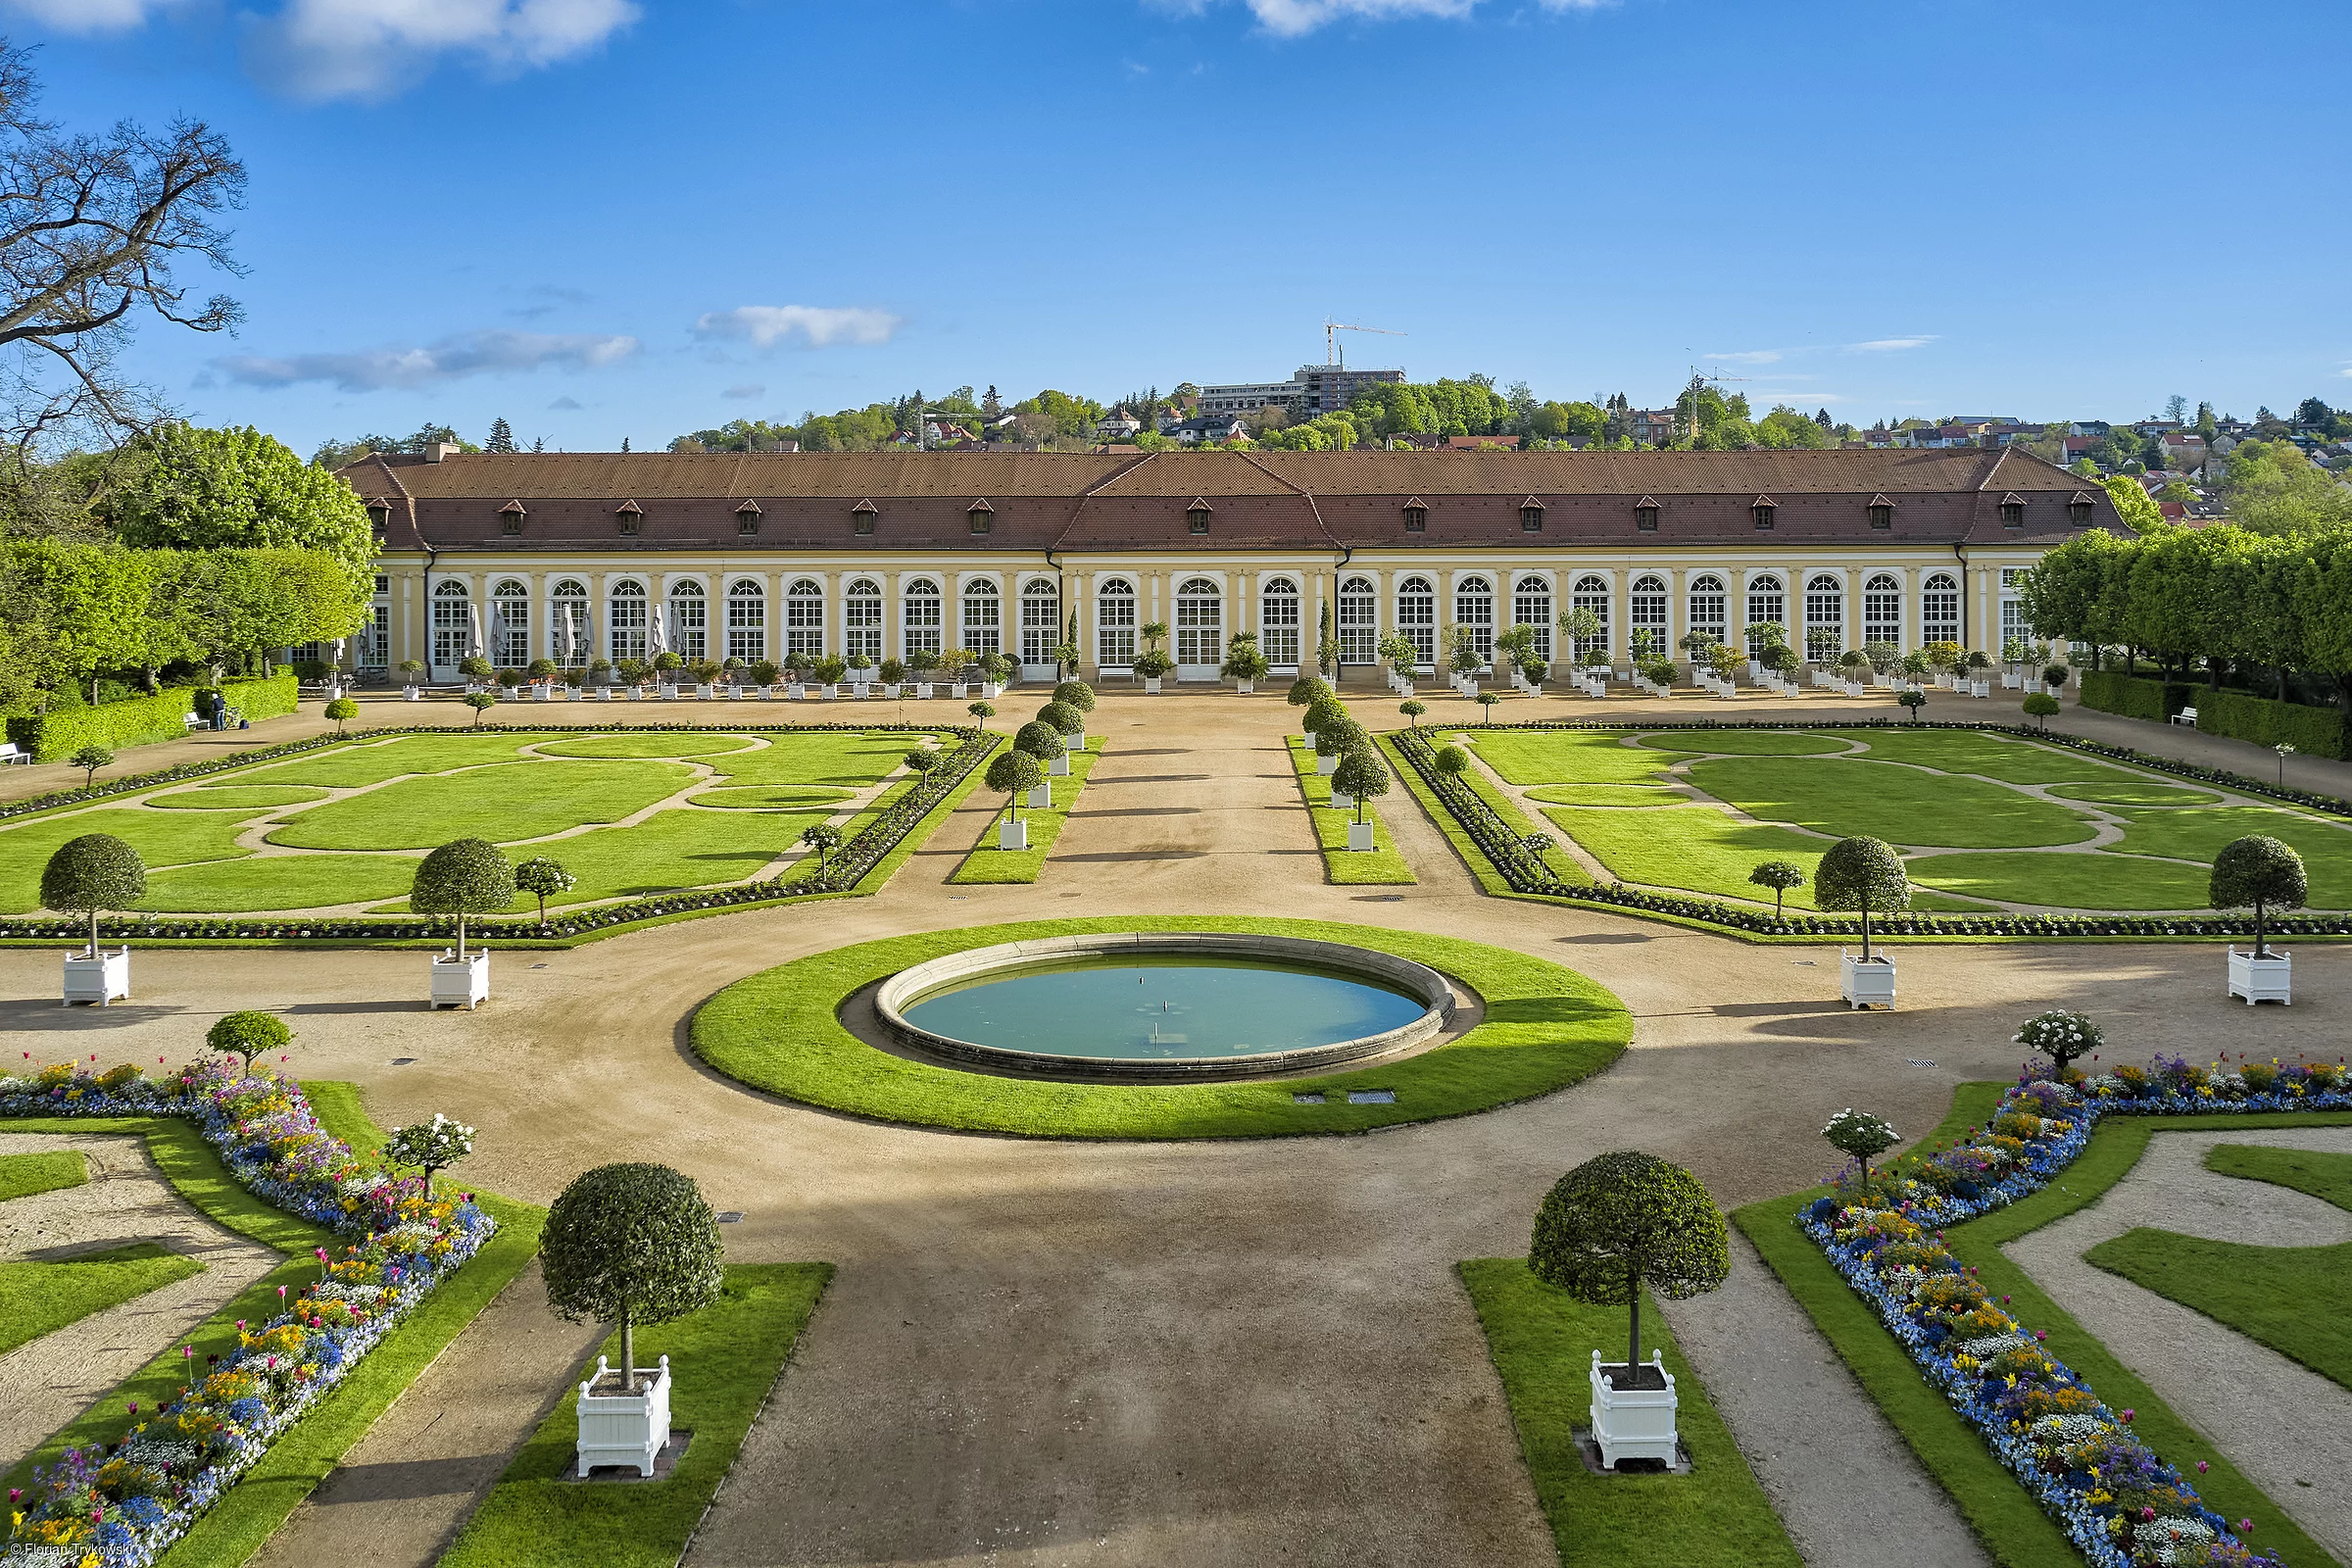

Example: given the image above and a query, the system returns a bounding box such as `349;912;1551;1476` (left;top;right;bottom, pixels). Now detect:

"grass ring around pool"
690;916;1632;1139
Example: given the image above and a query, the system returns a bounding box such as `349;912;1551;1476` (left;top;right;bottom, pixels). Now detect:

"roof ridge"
1051;450;1159;554
1233;450;1341;550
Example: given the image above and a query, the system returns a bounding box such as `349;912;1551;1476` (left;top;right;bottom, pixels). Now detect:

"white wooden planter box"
1062;731;1085;752
1049;752;1070;777
913;682;933;699
576;1354;670;1478
785;684;806;700
950;683;969;699
1347;820;1377;853
2228;948;2292;1004
403;686;422;702
2002;671;2023;689
1027;783;1054;811
880;683;900;699
1144;677;1162;694
1000;817;1029;851
1589;1351;1679;1468
1330;790;1354;811
63;946;130;1006
1839;951;1896;1009
1316;753;1338;775
982;682;1004;699
1970;679;1991;698
430;950;489;1010
1234;679;1254;694
819;684;839;699
531;686;553;703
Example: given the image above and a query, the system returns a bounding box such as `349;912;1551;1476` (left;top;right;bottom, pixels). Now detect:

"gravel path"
2002;1126;2352;1559
0;1133;280;1469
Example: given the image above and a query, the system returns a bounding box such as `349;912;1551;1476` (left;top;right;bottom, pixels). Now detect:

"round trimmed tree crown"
541;1162;725;1330
1314;717;1368;756
1433;744;1470;776
1529;1151;1729;1309
411;838;516;915
41;833;146;916
1051;680;1096;712
1288;675;1332;708
1012;720;1063;760
2210;834;2306;914
1301;697;1348;736
986;750;1044;795
207;1009;290;1064
1037;701;1085;736
1813;836;1911;913
1330;747;1391;801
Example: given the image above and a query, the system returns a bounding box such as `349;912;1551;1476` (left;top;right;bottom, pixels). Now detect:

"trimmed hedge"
2076;670;2182;724
2194;687;2347;760
218;671;300;725
4;672;300;761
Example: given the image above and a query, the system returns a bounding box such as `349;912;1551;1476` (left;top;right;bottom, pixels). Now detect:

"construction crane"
1325;318;1403;368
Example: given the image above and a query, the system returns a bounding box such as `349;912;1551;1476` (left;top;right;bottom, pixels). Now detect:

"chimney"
425;441;461;463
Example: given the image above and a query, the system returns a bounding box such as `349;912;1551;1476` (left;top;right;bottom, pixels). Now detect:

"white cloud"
1186;0;1606;37
548;396;584;411
694;305;904;351
1;0;179;32
721;383;765;400
1706;350;1782;366
244;0;638;102
1844;336;1937;353
217;329;639;392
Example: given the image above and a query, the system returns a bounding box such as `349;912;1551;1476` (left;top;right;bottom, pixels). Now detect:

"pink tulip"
2240;1520;2253;1533
2196;1460;2210;1473
126;1401;136;1415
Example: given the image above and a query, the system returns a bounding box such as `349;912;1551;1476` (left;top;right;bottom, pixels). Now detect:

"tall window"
1019;579;1059;666
961;578;1002;657
1922;571;1960;645
1512;575;1553;661
903;577;943;660
1338;575;1377;664
668;580;709;663
491;579;529;667
1261;577;1301;666
1096;578;1136;667
1571;574;1612;661
1803;573;1843;662
1862;573;1902;648
1175;576;1221;670
1454;576;1495;666
361;573;390;669
1745;574;1785;638
726;579;765;664
430;579;471;670
785;578;825;662
845;577;883;662
1397;575;1437;670
2001;595;2029;653
550;578;588;669
1628;574;1668;660
1687;574;1727;646
609;579;648;663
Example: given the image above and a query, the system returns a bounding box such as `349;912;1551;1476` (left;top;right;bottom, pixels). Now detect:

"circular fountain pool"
874;933;1457;1082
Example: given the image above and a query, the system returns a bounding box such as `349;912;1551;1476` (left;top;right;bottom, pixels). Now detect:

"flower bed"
0;1058;495;1567
1800;1055;2351;1567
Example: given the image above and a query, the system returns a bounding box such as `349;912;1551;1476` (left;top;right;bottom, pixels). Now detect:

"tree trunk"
1627;1276;1642;1374
2255;898;2267;959
88;907;99;958
621;1308;636;1394
456;912;467;961
1861;902;1874;964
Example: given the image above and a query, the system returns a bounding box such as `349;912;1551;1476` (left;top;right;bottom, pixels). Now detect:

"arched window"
726;579;765;664
1396;574;1437;670
1175;576;1222;673
1687;573;1727;646
1922;571;1961;646
845;577;883;663
491;579;529;668
1338;574;1376;664
608;579;647;663
1018;578;1059;668
1454;576;1495;666
960;577;1002;657
1096;578;1136;668
1803;572;1843;663
667;579;708;664
1629;574;1668;660
1260;577;1301;667
1862;572;1902;649
1570;573;1612;661
1512;575;1553;662
902;577;943;661
431;578;471;670
550;577;589;670
1745;574;1785;641
785;578;824;662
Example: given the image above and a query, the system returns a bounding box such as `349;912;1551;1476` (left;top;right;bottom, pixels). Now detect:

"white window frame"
1261;576;1302;668
1396;574;1437;671
1453;575;1496;667
845;576;884;663
1511;573;1553;662
1018;577;1060;668
1337;574;1377;665
1802;571;1843;663
960;576;1002;657
667;579;709;664
1922;571;1961;646
902;577;943;661
608;578;649;664
549;577;589;670
1861;572;1902;649
1095;577;1137;668
1570;573;1612;661
784;578;825;662
726;579;765;665
1687;573;1728;646
1628;574;1668;660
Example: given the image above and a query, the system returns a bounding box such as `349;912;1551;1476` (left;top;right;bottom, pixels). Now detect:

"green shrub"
207;1009;292;1074
542;1163;724;1393
2077;670;2185;724
1529;1151;1728;1373
41;833;147;949
7;689;197;760
2195;689;2347;760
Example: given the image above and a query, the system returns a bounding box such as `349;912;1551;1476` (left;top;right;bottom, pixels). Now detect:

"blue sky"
15;0;2350;455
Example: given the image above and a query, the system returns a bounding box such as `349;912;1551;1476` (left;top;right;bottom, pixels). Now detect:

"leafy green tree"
382;1113;473;1194
324;696;358;734
40;833;144;953
1897;689;1926;721
1747;859;1805;917
985;748;1043;822
542;1163;725;1393
513;856;575;922
1052;679;1096;713
1399;699;1426;728
2219;439;2352;535
1330;745;1390;824
798;821;844;881
411;838;514;959
1313;716;1367;760
484;417;516;454
1433;744;1469;780
1475;690;1501;724
2022;691;2060;727
69;744;112;788
1814;837;1911;961
1037;701;1086;740
462;690;497;726
107;424;374;593
205;1009;290;1077
1821;1108;1899;1177
1012;719;1063;763
1288;674;1332;708
966;701;995;725
1220;630;1270;684
2099;472;2163;533
2210;835;2306;956
1528;1151;1729;1373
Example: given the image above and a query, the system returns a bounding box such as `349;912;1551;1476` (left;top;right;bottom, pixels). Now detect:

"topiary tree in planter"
1747;859;1805;918
1037;701;1086;743
396;659;425;687
1897;688;1926;722
514;856;575;923
1053;679;1096;713
2042;663;2070;693
411;838;514;960
985;748;1044;824
207;1009;290;1077
799;821;844;881
2022;691;2060;729
542;1162;725;1394
459;655;494;684
1013;719;1063;764
1330;745;1390;825
1220;631;1270;687
1314;716;1367;760
324;696;358;734
462;690;498;726
1821;1107;1899;1178
41;834;145;955
1301;696;1348;737
1288;674;1332;709
1399;700;1426;729
1814;836;1910;962
814;656;849;688
1529;1151;1728;1378
2014;1010;2103;1081
527;658;560;682
2211;835;2305;957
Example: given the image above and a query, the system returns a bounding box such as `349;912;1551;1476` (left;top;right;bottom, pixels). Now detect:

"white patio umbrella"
468;604;485;659
648;602;669;658
562;606;577;666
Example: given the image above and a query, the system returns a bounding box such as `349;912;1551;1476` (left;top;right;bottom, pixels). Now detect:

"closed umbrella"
562;606;577;667
468;604;485;660
649;602;669;659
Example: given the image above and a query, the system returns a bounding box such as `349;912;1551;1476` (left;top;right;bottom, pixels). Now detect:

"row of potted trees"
1291;678;1392;852
400;650;1016;703
983;681;1095;848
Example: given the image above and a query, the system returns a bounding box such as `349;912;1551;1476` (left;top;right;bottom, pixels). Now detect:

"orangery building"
331;446;2118;685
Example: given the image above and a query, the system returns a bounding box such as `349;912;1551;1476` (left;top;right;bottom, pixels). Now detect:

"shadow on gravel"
284;1000;429;1015
1052;851;1209;862
1556;933;1651;946
0;1000;184;1031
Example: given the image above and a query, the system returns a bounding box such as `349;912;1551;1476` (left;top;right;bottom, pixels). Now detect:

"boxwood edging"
1798;1067;2352;1568
1393;722;2352;942
0;1059;495;1567
0;722;993;946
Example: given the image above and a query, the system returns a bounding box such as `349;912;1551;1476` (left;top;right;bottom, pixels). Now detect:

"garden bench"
0;742;26;764
182;710;209;733
2172;707;2199;728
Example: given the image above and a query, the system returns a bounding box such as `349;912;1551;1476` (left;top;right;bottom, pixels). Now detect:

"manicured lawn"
1544;804;1830;909
532;732;760;759
371;805;834;912
1828;729;2134;786
2045;780;2222;808
1287;736;1414;885
1902;849;2212;910
269;760;694;850
2206;1141;2352;1208
1456;1259;1801;1568
142;853;423;912
437;1263;831;1568
1687;757;2099;849
146;785;331;810
0;1243;205;1358
952;738;1101;884
1639;729;1847;756
244;734;549;787
692;917;1632;1139
2110;807;2352;907
0;808;256;912
1466;730;1691;785
704;729;945;788
689;784;856;810
0;1147;86;1200
1525;784;1686;808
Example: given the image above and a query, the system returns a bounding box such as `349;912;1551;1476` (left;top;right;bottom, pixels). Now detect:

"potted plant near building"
397;659;425;700
908;648;939;698
1134;626;1173;694
1330;745;1390;853
43;834;143;1005
2213;834;2304;1004
1816;835;1909;1008
1222;630;1269;694
1314;715;1367;782
1038;700;1088;757
542;1163;724;1478
814;656;848;699
1014;718;1066;795
879;657;906;699
847;652;873;695
986;748;1044;849
1528;1152;1729;1471
1964;649;1993;697
412;837;514;1009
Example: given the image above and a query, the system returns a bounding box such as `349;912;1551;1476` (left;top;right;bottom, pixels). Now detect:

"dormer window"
499;500;526;536
2068;491;2095;526
1403;497;1427;532
1187;498;1212;535
1519;495;1544;532
614;499;642;536
1633;496;1659;532
1999;492;2026;528
853;498;879;535
1868;494;1894;530
366;500;391;532
965;498;992;535
1751;494;1777;530
735;498;762;536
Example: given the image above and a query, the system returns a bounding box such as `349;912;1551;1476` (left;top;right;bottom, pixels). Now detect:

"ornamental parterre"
0;1059;495;1568
1802;1054;2351;1568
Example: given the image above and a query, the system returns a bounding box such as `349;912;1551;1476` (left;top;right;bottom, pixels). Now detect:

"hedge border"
4;674;298;764
1391;719;2352;944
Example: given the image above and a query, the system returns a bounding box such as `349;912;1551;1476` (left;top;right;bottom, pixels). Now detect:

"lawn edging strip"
951;735;1101;884
1287;736;1413;885
692;916;1631;1140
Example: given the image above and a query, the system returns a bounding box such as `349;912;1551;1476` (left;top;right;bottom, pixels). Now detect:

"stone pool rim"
873;931;1458;1083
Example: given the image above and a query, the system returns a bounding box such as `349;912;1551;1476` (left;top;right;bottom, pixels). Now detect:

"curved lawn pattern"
1687;757;2098;849
0;808;254;912
370;807;836;913
1544;805;1831;909
692;918;1632;1139
706;730;948;788
147;785;331;810
533;732;760;760
1903;850;2210;911
242;734;549;788
1469;731;1690;785
2109;807;2352;906
1636;730;1846;756
692;785;858;810
1821;728;2133;786
2045;780;2222;808
143;855;426;912
266;760;694;850
1525;784;1687;808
